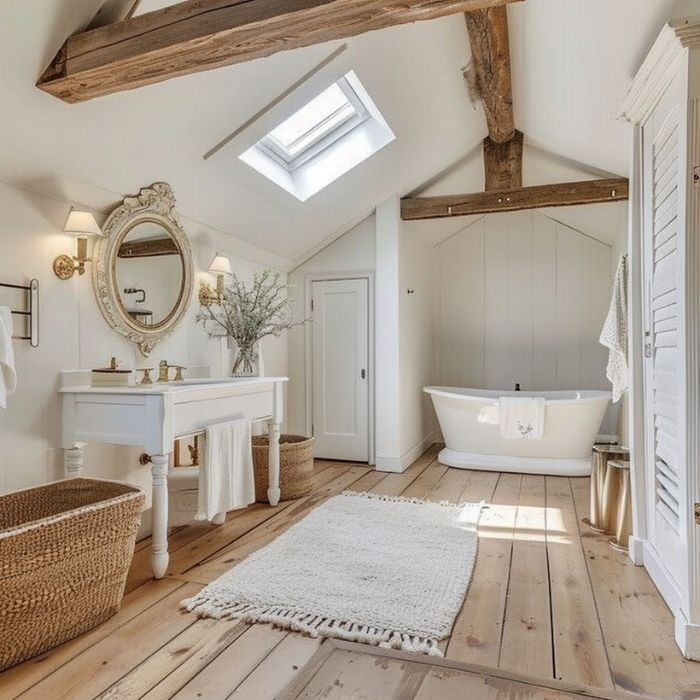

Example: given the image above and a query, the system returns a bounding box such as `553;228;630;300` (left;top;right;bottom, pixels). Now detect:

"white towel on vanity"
599;255;628;403
498;396;546;440
0;306;17;409
197;418;255;522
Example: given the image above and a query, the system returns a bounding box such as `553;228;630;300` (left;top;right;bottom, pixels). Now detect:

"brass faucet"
157;361;186;382
157;360;171;383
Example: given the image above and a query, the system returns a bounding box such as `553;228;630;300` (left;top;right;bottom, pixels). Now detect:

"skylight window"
259;78;369;170
240;71;395;202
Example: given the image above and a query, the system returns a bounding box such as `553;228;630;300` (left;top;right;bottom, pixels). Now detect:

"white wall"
398;220;440;465
438;209;611;389
374;197;402;469
436;209;621;435
286;214;376;435
0;179;288;519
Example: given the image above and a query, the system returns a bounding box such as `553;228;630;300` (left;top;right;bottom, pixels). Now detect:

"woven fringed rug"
181;492;482;657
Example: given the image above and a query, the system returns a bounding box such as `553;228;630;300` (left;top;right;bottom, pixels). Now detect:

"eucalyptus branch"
196;270;310;359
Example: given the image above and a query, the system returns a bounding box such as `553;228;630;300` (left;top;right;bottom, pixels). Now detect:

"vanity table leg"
267;421;281;507
150;454;170;579
64;444;85;479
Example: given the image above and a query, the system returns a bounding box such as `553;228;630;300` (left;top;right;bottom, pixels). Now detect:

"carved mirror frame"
92;183;194;356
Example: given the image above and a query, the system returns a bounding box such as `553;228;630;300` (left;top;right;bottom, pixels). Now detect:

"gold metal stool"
589;445;629;532
604;460;632;551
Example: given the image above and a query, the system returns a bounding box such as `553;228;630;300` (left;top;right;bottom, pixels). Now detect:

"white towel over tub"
197;418;255;522
498;396;546;440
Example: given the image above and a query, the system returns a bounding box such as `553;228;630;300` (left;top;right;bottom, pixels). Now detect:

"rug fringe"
340;490;484;511
179;596;444;657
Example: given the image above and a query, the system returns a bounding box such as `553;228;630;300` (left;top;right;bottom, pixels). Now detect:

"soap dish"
91;357;132;388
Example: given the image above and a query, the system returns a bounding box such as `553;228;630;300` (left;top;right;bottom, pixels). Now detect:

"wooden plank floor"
3;446;700;699
282;640;651;700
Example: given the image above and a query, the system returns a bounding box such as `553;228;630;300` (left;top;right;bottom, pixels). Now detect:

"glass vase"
231;343;259;377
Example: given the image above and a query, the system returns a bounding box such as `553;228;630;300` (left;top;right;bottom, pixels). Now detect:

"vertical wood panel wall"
438;210;612;394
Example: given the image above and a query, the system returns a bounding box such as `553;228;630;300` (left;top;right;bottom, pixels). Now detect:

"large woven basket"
0;478;144;671
253;434;315;502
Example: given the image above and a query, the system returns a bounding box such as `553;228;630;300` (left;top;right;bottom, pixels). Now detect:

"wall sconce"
53;208;103;280
198;253;232;306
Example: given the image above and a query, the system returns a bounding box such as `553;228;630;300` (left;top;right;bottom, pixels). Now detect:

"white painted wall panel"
439;218;484;389
438;210;612;399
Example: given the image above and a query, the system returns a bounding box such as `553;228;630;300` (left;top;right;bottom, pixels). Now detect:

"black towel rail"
0;279;39;347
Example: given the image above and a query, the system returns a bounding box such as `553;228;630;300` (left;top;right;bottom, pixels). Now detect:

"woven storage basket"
0;478;144;671
253;434;315;502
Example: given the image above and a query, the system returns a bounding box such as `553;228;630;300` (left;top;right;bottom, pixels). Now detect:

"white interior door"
641;81;684;592
312;278;369;462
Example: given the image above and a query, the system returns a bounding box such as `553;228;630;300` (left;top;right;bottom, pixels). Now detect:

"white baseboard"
642;540;682;613
375;431;440;473
627;535;644;566
675;610;700;660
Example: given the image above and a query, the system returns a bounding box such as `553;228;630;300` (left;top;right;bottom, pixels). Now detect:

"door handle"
361;369;367;379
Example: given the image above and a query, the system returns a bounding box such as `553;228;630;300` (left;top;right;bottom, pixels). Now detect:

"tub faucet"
514;383;521;392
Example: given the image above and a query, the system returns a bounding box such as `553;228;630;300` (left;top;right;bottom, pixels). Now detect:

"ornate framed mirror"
92;183;194;356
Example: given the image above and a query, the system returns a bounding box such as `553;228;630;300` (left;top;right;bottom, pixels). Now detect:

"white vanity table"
59;372;288;579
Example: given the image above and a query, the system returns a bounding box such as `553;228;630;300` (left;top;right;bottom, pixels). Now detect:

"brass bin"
589;444;629;533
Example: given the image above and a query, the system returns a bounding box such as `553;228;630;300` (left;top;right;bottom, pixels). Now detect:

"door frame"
303;271;375;465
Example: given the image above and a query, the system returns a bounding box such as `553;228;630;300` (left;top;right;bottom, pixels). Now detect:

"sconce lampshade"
209;253;232;276
63;208;102;237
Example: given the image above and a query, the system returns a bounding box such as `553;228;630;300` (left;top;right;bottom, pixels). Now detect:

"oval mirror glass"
115;221;184;328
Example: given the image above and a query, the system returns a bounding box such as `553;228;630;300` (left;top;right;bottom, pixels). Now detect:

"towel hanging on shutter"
599;255;628;403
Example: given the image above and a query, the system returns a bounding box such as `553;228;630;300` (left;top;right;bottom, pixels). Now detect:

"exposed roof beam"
400;178;629;220
38;0;523;103
118;237;179;258
483;129;522;190
463;5;521;190
464;5;514;143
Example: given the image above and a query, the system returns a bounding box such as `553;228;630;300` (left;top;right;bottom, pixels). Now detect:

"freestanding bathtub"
424;387;612;476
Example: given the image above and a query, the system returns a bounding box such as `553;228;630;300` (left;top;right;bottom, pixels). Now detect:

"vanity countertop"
59;376;289;395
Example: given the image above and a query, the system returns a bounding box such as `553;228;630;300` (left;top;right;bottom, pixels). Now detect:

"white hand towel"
197;418;255;522
0;307;17;409
498;396;546;440
599;255;628;403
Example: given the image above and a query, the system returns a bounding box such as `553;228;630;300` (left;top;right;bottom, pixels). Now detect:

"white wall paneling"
438;209;613;402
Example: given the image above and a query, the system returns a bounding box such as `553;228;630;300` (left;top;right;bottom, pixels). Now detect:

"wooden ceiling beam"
464;5;514;143
463;5;521;190
400;178;629;221
38;0;522;103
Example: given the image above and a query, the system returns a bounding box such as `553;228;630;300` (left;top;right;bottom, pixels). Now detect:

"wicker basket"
0;478;145;671
252;434;315;502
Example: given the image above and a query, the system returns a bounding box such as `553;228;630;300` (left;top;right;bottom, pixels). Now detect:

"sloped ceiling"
0;0;696;268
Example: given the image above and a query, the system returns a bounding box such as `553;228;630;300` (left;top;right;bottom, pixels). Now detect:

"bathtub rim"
438;448;591;477
424;386;612;406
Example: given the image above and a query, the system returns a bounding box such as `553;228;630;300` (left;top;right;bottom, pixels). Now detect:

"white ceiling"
0;0;696;268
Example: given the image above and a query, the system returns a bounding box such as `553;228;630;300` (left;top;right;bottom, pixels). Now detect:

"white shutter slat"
649;106;681;538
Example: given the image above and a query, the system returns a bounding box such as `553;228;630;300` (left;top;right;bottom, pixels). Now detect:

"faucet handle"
173;366;186;382
137;368;154;385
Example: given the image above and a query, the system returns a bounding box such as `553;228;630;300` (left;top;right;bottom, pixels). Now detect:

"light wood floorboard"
2;446;700;699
